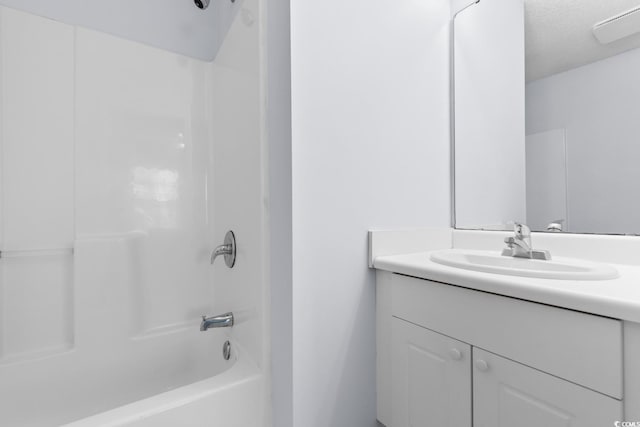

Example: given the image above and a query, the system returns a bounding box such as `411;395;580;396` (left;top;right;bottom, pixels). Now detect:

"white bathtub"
0;236;266;426
64;341;263;427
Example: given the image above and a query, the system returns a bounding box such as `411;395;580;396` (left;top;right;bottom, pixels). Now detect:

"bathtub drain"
223;340;232;361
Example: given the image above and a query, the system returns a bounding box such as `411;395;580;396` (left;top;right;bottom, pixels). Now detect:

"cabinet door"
391;318;472;427
473;348;622;427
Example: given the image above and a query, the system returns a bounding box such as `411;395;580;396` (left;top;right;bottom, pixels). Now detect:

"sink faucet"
502;223;551;260
200;312;234;331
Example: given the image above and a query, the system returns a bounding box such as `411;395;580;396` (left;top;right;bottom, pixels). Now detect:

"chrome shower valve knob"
211;230;236;268
194;0;210;10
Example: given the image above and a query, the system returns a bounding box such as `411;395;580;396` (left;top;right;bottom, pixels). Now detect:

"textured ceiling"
525;0;640;81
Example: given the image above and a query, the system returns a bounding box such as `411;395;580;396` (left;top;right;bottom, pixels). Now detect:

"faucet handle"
211;230;236;268
502;237;516;256
514;222;529;236
546;219;565;232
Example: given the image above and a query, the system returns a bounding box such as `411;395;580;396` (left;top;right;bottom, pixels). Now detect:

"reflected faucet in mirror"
502;223;551;260
546;219;564;232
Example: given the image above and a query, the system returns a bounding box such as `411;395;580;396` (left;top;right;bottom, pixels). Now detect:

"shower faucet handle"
211;230;236;268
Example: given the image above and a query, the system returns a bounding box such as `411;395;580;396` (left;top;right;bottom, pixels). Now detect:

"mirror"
453;0;640;235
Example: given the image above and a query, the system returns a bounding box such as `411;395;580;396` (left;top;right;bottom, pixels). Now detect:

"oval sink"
429;249;618;281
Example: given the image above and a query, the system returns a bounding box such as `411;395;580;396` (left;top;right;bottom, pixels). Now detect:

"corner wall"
290;0;452;425
266;0;293;426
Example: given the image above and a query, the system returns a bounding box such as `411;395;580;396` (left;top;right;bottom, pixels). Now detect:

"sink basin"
429;249;618;281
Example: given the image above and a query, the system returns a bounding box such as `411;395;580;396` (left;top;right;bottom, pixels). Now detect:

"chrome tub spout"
200;312;234;331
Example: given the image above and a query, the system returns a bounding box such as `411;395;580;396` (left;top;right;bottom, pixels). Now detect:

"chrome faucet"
502;223;551;260
200;312;234;331
211;230;236;268
546;219;564;232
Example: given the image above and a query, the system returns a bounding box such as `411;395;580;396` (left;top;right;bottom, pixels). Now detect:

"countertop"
374;251;640;323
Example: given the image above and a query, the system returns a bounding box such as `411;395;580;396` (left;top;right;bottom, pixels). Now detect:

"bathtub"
0;232;267;426
64;340;263;427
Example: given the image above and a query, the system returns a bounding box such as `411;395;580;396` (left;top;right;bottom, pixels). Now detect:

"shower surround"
0;2;269;425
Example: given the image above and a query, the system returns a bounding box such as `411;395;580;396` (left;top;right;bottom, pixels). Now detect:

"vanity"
377;0;640;423
371;229;640;427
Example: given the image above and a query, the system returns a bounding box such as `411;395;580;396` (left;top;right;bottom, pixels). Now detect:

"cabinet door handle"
449;348;463;361
475;359;489;372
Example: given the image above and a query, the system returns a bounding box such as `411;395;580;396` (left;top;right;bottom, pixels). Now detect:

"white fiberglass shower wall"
0;1;268;426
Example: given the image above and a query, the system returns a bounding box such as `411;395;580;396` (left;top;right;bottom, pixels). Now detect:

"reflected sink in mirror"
430;249;619;281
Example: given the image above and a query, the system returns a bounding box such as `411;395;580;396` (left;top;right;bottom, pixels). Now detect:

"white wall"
526;47;640;235
454;0;526;229
0;0;242;60
290;0;451;425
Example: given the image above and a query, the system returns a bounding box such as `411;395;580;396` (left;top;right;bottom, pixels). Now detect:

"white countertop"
374;251;640;323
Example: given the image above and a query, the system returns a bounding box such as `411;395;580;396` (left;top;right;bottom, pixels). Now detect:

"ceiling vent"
593;6;640;44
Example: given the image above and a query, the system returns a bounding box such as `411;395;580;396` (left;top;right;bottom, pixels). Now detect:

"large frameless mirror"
453;0;640;235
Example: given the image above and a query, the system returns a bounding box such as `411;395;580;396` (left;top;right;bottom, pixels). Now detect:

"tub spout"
200;312;234;331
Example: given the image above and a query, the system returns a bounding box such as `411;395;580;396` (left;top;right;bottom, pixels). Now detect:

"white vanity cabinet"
473;348;622;427
377;271;625;427
391;318;471;427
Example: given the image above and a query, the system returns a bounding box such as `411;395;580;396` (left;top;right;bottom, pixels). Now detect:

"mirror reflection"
454;0;640;235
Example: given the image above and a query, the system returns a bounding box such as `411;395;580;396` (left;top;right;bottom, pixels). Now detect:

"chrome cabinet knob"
475;359;489;372
449;348;463;361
